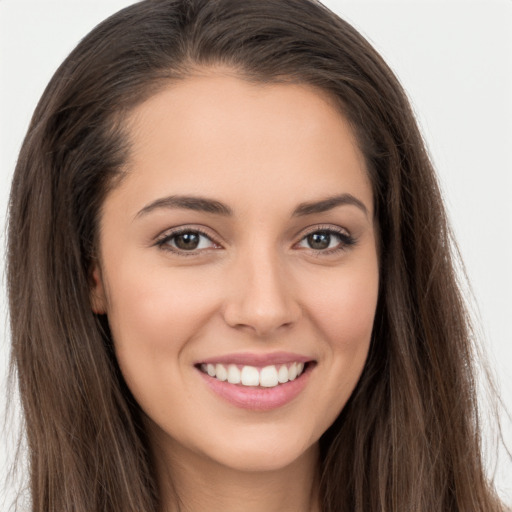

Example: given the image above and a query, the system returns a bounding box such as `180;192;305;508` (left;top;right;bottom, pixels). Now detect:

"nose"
222;245;302;337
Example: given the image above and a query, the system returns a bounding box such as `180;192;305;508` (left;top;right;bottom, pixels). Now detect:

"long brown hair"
7;0;505;510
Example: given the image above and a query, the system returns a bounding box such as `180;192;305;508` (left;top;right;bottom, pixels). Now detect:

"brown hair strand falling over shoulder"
7;0;505;510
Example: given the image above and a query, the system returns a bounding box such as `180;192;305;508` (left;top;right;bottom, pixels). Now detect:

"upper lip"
196;351;314;367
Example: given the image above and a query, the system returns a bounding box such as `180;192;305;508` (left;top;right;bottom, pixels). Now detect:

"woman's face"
92;71;379;473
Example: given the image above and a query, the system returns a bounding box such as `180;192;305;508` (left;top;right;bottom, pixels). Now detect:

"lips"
195;352;315;410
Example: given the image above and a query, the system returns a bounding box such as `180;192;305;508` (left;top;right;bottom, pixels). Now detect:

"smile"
199;362;306;388
195;353;315;411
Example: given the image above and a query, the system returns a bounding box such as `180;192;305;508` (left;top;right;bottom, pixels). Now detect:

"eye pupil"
175;232;200;250
307;231;331;250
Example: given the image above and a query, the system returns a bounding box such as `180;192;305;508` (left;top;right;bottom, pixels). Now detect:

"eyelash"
154;225;356;257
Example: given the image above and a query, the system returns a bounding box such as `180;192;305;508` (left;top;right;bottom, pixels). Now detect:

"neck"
151;434;321;512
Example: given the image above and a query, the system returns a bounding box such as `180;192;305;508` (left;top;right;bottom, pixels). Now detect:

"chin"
198;426;319;473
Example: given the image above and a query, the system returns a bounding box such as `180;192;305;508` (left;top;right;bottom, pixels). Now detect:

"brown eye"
297;228;356;253
174;232;201;250
158;230;217;252
306;231;332;250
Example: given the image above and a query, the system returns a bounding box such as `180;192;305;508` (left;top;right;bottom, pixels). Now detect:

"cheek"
329;285;377;346
103;261;225;427
304;262;379;349
299;253;379;406
103;261;222;387
106;262;214;342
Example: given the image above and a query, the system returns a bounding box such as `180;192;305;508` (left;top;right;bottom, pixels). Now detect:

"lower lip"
197;364;314;411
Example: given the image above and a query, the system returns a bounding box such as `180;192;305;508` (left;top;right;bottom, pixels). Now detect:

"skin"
91;69;379;512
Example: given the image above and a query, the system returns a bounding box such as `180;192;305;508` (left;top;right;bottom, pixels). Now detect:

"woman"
5;0;508;510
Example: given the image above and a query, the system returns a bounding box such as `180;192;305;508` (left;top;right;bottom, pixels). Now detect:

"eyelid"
298;223;351;238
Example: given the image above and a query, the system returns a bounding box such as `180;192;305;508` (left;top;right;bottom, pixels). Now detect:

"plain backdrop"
1;0;511;508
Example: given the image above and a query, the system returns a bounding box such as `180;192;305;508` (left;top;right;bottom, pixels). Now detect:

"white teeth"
277;364;289;383
227;364;241;384
200;361;307;386
215;363;227;381
260;365;279;387
241;366;260;386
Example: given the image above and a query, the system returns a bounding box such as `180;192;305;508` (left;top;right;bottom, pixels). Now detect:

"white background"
1;0;511;508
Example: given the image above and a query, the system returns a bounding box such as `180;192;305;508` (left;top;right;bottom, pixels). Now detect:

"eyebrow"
292;193;368;218
136;195;233;218
135;193;368;219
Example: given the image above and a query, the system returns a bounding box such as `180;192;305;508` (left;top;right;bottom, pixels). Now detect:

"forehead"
114;71;373;219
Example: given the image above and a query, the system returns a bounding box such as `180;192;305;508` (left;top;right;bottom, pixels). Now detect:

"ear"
90;264;107;315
